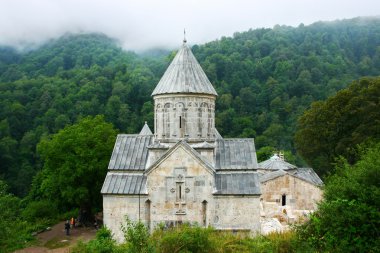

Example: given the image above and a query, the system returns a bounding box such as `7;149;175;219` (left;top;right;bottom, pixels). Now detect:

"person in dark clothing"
65;220;70;235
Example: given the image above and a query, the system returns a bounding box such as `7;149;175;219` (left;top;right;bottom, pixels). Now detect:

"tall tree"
32;115;117;217
295;77;380;176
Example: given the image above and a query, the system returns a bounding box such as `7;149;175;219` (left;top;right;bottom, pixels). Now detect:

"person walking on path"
65;220;70;235
70;217;75;228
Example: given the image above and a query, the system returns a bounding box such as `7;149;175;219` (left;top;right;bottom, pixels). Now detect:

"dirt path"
14;221;97;253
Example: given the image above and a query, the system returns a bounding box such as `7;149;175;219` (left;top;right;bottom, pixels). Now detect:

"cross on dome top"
151;32;217;96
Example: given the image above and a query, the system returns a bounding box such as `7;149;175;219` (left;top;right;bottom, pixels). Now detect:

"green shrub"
71;227;117;253
60;207;79;221
21;200;58;221
297;143;380;252
0;189;40;252
153;224;216;253
71;223;316;253
121;216;153;253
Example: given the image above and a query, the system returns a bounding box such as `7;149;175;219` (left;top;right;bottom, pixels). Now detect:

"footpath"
14;221;97;253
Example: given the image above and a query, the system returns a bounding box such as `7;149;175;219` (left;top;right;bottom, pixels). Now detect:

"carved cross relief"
166;167;193;215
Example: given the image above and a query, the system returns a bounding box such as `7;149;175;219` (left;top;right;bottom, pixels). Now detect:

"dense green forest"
1;17;380;198
295;77;380;175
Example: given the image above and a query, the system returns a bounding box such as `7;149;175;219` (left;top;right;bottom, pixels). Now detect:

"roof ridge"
146;140;215;174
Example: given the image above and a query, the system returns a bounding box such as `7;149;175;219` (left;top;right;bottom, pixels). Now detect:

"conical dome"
258;154;297;171
152;42;217;96
139;122;153;135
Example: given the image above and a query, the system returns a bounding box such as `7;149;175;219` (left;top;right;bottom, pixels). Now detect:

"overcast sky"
0;0;379;51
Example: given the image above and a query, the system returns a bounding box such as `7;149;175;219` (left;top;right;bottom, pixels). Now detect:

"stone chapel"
101;39;323;241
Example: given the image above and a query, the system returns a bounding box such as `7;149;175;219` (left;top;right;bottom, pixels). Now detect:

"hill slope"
1;17;380;195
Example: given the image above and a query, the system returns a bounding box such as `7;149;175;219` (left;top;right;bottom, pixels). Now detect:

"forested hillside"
1;17;380;196
0;34;167;196
194;17;380;149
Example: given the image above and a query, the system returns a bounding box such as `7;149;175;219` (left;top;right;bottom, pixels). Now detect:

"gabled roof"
108;135;153;171
146;140;215;175
259;169;287;183
215;139;258;170
258;154;297;171
214;173;261;195
293;168;323;186
101;172;147;195
259;168;323;186
151;42;217;96
139;122;153;135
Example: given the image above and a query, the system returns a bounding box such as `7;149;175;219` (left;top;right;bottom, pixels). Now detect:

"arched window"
145;200;151;229
202;200;207;227
176;102;185;138
164;103;171;138
200;103;208;138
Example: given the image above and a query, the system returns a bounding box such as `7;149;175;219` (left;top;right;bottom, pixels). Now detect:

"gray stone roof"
260;168;323;186
105;136;262;195
259;170;287;183
258;154;297;170
214;173;261;195
191;141;215;149
151;42;217;96
215;139;258;170
108;135;153;171
146;140;216;174
293;168;323;186
139;122;153;135
101;173;147;195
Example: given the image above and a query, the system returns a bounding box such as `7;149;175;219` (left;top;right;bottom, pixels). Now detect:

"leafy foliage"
21;199;59;222
0;34;164;196
152;224;216;253
1;18;380;194
30;115;117;212
0;180;45;252
72;227;118;253
195;17;380;149
297;142;380;252
74;220;314;253
121;216;153;253
295;77;380;175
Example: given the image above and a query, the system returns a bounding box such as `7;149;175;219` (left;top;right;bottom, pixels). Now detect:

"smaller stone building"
258;154;323;223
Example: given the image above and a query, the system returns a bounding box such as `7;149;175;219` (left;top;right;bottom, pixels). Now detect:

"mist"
0;0;379;51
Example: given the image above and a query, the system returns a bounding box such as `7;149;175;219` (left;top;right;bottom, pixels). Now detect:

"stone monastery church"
101;39;323;241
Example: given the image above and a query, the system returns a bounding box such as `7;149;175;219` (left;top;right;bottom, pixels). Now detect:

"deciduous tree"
34;115;117;217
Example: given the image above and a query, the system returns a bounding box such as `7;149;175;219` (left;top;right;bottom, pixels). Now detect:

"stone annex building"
101;39;323;241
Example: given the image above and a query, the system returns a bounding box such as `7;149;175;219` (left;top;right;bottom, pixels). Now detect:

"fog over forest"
1;0;379;51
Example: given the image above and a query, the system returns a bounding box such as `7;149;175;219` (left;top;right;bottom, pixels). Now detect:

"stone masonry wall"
103;144;262;242
213;196;261;233
154;94;216;142
147;145;215;229
260;175;323;219
103;195;144;242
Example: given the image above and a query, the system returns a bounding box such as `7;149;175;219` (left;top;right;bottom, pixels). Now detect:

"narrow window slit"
282;194;286;206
